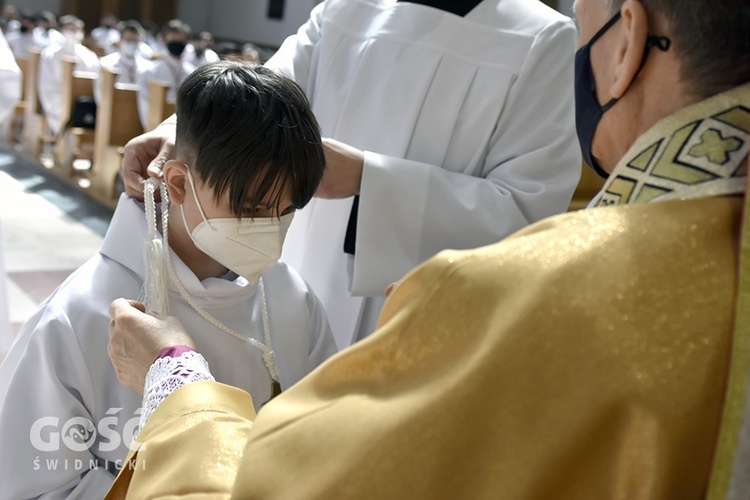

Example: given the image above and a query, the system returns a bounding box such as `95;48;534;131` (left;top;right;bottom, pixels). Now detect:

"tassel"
141;178;170;315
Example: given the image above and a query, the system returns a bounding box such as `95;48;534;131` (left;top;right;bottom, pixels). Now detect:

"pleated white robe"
269;0;582;348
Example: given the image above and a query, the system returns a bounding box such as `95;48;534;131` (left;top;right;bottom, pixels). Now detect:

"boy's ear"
163;160;188;205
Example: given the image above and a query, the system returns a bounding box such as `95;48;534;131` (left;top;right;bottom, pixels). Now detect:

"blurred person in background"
241;43;261;66
96;20;153;103
2;5;20;34
6;11;37;58
91;13;121;55
185;31;219;67
136;19;194;130
38;15;99;135
33;11;64;50
214;41;241;61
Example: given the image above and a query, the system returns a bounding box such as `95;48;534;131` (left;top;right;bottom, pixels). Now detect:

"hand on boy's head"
121;122;177;201
108;298;196;394
315;138;365;199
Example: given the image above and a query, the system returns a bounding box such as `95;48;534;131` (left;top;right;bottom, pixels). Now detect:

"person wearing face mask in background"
140;20;161;55
96;21;153;104
37;14;99;136
1;5;20;42
32;10;65;51
6;11;37;58
136;19;194;131
185;31;219;68
2;5;21;34
90;13;120;56
0;61;336;499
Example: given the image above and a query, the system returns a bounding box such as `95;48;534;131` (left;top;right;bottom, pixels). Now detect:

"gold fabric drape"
109;84;750;499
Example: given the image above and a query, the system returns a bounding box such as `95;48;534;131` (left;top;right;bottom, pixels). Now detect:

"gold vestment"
108;84;750;499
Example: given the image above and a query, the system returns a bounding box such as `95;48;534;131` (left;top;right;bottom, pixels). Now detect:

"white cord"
142;179;170;315
158;187;280;384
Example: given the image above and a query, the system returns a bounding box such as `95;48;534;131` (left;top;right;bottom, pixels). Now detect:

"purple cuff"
158;345;195;359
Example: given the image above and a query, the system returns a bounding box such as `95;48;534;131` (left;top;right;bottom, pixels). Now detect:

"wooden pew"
54;56;98;173
90;67;143;207
147;79;176;132
20;47;45;159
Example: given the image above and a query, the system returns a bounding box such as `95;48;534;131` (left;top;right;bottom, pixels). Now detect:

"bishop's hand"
108;298;196;395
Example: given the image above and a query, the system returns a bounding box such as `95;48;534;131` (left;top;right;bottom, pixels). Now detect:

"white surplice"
268;0;581;348
0;196;336;499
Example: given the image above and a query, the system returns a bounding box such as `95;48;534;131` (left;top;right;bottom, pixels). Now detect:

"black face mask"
20;25;29;33
194;47;205;58
167;41;187;57
574;11;671;178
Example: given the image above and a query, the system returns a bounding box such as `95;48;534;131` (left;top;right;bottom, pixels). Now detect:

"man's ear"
163;160;188;205
609;0;649;99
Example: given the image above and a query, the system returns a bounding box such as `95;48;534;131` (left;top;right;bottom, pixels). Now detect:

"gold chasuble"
109;85;750;499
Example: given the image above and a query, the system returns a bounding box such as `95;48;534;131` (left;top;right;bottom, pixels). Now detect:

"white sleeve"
263;2;324;93
0;301;116;499
0;31;21;124
352;20;582;295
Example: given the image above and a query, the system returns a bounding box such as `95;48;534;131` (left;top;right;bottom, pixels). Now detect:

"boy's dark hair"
175;61;325;217
605;0;750;98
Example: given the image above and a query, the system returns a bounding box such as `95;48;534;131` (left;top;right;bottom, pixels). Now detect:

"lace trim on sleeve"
138;351;215;435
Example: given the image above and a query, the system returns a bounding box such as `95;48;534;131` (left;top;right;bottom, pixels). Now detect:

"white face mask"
62;29;82;45
121;41;138;58
180;165;293;284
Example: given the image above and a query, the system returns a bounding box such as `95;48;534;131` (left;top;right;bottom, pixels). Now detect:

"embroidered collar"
589;82;750;208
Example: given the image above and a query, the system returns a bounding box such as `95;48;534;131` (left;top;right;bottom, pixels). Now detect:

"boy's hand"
108;299;196;394
315;138;364;199
121;118;177;201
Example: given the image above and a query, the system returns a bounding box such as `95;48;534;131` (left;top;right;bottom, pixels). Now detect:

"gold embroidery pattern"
594;106;750;207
